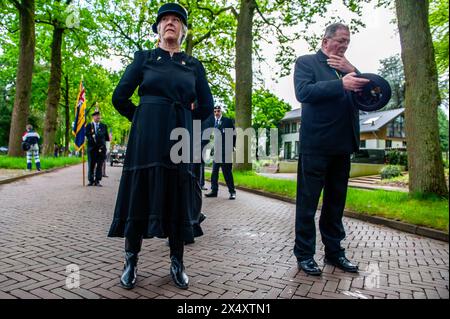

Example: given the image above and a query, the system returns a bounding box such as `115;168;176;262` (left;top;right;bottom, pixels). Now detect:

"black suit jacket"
212;116;236;163
86;122;110;154
294;49;360;155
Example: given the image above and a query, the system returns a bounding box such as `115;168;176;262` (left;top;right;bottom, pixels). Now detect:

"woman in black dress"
108;3;214;290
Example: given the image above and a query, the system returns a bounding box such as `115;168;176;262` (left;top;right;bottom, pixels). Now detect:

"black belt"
139;95;190;111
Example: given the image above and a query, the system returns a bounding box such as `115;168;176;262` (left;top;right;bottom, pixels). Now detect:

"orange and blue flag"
72;80;86;151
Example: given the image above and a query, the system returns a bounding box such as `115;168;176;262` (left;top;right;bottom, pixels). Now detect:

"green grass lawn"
205;170;449;232
0;155;83;170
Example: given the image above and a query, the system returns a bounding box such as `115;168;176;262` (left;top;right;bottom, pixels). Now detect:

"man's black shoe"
205;191;218;198
229;193;236;200
87;182;94;186
324;256;359;273
95;182;103;187
297;258;322;276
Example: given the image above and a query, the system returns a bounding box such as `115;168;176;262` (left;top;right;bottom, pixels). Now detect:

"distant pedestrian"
22;125;41;171
53;143;59;158
205;105;236;200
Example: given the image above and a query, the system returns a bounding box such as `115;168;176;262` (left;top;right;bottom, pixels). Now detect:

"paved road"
0;165;448;299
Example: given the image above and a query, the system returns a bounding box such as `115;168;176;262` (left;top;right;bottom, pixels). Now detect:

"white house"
279;108;406;159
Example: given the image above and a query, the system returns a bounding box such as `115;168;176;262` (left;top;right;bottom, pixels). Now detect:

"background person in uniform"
86;109;110;186
293;22;370;276
205;105;236;200
22;124;41;171
108;3;214;290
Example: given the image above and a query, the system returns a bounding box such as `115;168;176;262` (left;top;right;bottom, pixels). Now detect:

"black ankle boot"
120;252;138;289
170;256;189;289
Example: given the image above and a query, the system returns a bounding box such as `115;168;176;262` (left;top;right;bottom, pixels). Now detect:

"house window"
291;123;297;133
403;141;407;147
284;124;290;134
386;140;392;149
360;140;366;148
387;115;405;138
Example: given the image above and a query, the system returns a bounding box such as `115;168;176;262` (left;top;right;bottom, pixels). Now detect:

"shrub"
386;150;408;168
380;165;403;180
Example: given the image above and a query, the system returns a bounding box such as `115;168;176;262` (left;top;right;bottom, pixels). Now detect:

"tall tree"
37;0;104;155
395;0;448;196
5;0;35;156
234;0;256;170
38;0;73;156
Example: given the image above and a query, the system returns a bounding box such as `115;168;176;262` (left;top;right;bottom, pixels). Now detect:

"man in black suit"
293;23;370;276
86;109;110;187
205;106;236;200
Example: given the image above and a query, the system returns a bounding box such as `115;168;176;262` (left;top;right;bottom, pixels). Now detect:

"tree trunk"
42;27;64;156
395;0;448;196
63;74;70;156
7;0;35;157
234;0;256;171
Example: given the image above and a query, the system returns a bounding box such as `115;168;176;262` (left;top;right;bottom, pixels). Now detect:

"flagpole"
82;145;85;186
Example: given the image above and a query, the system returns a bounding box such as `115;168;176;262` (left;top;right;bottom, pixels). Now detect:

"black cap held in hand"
152;3;188;34
352;73;392;112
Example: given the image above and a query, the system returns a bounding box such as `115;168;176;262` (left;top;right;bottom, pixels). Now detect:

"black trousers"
210;162;235;194
87;149;104;183
294;154;351;261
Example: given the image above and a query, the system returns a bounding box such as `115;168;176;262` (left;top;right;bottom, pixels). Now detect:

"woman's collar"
156;46;184;57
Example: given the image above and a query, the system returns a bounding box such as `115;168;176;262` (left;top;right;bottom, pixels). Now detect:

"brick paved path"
0;165;448;299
